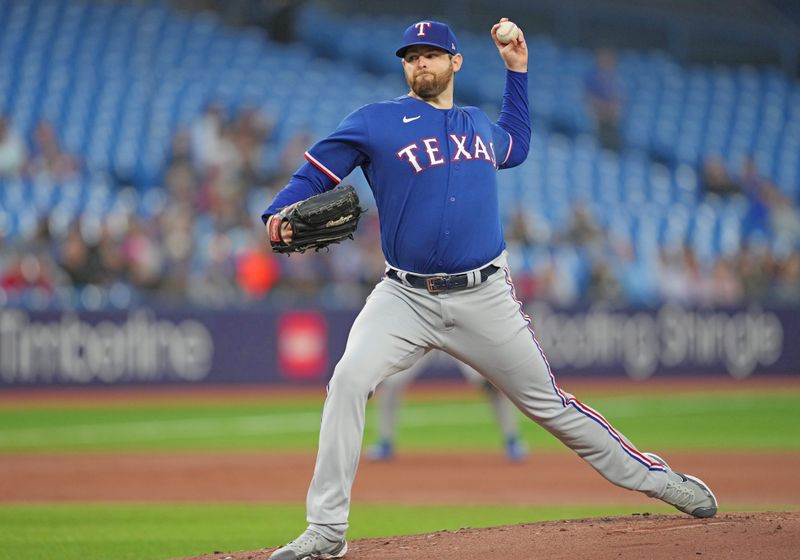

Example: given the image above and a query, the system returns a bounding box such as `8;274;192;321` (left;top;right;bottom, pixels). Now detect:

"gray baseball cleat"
269;528;347;560
644;452;718;519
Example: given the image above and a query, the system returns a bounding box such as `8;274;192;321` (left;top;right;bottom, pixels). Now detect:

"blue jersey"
263;70;531;274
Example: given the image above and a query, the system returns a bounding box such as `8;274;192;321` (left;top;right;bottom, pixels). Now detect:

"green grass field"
0;503;682;560
1;385;799;560
0;390;798;453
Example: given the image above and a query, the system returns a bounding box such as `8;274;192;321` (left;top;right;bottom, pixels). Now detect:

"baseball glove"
269;185;365;254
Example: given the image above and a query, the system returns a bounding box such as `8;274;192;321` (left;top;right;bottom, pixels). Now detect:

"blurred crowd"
1;80;799;310
0;104;387;310
505;203;800;308
0;116;80;181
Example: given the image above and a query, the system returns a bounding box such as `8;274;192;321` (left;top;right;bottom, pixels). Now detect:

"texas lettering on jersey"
396;134;498;173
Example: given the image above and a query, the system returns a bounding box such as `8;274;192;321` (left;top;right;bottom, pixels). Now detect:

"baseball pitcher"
264;17;717;560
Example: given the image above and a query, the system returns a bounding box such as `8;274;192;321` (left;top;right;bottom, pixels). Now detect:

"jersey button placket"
445;197;455;239
440;113;460;263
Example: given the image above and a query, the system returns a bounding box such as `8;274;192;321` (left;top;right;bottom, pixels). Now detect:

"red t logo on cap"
414;22;432;36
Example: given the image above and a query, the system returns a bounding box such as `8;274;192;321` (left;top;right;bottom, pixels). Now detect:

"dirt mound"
184;512;799;560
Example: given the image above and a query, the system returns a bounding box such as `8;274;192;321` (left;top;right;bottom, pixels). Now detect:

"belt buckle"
425;275;448;294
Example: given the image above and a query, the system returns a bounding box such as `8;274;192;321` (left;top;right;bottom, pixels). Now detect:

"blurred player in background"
367;352;528;462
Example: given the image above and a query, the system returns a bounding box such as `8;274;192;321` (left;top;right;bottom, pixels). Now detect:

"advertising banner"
0;304;796;388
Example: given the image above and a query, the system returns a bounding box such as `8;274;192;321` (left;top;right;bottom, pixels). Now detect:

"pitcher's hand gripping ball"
269;185;365;254
495;21;519;44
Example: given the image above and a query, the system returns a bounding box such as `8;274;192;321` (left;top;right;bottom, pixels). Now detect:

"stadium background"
0;1;798;559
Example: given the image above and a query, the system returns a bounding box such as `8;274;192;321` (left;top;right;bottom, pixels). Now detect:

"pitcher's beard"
409;67;453;99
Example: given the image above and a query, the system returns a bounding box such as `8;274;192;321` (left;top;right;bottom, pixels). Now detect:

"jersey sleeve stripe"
501;133;513;165
304;152;342;183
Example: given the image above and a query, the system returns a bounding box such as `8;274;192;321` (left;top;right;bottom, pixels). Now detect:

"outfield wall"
0;304;797;387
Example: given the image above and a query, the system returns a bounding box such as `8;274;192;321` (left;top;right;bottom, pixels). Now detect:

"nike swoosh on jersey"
402;115;421;123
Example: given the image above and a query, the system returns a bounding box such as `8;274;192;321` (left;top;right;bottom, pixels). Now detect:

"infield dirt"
2;451;799;559
2;451;798;505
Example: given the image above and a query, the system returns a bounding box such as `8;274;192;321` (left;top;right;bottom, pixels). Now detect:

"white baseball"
496;21;519;44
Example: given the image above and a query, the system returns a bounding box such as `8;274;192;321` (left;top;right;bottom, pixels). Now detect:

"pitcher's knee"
328;360;375;400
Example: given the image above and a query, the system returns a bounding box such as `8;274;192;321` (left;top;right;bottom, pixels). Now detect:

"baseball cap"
395;21;459;58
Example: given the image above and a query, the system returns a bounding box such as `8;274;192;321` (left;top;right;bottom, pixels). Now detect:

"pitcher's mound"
184;511;799;560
